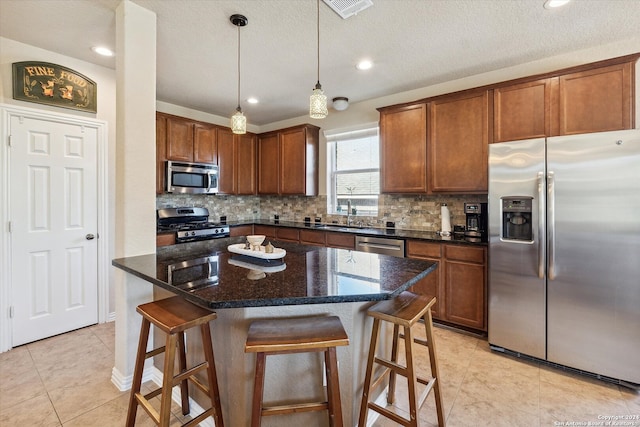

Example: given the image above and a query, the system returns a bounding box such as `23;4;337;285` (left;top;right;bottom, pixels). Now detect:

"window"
326;126;379;216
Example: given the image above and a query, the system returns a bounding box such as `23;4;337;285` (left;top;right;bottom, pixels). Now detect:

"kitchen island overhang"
111;237;439;427
112;238;438;310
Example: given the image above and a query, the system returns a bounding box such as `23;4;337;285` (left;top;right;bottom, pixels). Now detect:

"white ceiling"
1;0;640;125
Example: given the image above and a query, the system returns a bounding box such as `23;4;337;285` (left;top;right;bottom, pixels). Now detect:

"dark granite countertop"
228;219;487;245
113;237;438;309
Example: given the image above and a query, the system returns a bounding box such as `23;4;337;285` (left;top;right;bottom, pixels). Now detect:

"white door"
10;114;98;346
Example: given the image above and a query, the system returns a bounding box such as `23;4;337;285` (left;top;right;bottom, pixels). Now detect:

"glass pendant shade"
310;84;328;119
231;108;246;134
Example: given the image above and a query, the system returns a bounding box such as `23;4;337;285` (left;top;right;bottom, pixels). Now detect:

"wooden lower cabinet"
300;229;326;246
406;241;443;318
230;225;253;237
407;240;487;331
275;227;299;242
253;225;276;239
325;232;355;249
245;226;354;248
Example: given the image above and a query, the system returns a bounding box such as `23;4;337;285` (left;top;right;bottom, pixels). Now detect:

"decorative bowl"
246;235;266;246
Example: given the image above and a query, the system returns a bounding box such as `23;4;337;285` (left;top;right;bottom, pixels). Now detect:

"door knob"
86;234;95;240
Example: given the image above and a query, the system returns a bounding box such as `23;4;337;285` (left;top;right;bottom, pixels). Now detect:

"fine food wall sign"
13;61;97;113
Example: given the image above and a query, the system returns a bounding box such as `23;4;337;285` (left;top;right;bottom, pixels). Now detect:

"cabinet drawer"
407;240;442;259
253;225;276;238
444;245;485;264
230;225;253;237
326;232;355;249
276;227;300;242
156;233;175;247
300;229;326;246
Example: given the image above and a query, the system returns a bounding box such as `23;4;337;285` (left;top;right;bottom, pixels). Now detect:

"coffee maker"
464;202;488;240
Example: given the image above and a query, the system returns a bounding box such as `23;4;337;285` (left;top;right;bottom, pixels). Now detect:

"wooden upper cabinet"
288;124;319;196
257;124;319;196
494;78;552;142
193;123;217;164
428;91;490;193
379;103;428;193
257;132;279;195
156;113;167;194
218;129;257;195
236;133;257;195
166;115;194;161
217;127;236;194
157;112;253;195
557;62;634;136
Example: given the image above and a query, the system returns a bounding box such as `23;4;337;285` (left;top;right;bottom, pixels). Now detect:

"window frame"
325;124;380;216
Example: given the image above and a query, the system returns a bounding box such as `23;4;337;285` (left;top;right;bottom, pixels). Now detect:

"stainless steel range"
157;207;230;243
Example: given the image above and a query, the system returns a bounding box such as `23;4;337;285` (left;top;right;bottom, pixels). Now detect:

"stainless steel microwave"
166;161;219;194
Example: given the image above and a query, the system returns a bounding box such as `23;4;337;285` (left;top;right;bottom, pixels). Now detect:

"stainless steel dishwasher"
355;235;405;258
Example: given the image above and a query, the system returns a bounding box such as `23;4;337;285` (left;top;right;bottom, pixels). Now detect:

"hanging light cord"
316;0;320;88
237;23;241;111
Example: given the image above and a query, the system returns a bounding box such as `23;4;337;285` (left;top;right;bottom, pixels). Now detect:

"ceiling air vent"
322;0;373;19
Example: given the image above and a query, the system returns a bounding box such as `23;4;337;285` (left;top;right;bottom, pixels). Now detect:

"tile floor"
0;321;638;427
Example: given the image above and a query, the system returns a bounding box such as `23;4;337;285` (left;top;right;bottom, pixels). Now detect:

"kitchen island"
112;237;438;427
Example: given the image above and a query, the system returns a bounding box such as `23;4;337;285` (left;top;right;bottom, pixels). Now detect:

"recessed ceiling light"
246;97;259;104
544;0;571;9
91;46;114;57
356;60;373;71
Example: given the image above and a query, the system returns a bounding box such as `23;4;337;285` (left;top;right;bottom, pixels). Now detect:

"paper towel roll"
441;204;452;236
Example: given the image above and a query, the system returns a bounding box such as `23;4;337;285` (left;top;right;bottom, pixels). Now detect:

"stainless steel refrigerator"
488;129;640;386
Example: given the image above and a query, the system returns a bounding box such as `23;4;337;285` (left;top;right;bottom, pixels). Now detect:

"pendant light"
309;0;328;119
230;14;248;134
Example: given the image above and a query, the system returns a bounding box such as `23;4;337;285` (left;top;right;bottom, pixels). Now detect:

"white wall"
0;36;118;314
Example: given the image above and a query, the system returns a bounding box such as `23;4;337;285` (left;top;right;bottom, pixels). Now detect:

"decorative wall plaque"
12;61;97;113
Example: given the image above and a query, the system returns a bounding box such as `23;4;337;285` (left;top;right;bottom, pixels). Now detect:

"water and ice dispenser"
501;197;533;242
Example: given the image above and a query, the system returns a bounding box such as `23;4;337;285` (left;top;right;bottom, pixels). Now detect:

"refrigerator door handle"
537;171;545;279
547;171;556;280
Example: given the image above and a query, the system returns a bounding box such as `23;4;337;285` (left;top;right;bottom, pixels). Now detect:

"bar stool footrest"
399;333;429;348
135;392;161;425
374;356;408;375
188;374;210;395
262;401;329;416
183;407;215;427
417;376;437;409
172;361;208;385
369;367;392;396
142;387;163;401
368;402;411;426
145;346;166;359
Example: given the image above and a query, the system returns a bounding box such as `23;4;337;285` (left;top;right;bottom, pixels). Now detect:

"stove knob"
214;228;220;233
191;231;196;236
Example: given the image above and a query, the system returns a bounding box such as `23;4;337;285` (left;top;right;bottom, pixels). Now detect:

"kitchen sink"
313;224;375;232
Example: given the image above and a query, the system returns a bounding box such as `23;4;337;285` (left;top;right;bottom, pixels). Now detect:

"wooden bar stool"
358;291;445;427
244;315;349;427
126;296;224;427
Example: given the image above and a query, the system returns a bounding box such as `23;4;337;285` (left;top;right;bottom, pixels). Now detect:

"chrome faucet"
347;200;352;226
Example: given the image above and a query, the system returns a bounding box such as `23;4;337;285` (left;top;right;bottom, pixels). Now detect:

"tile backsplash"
156;193;487;232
